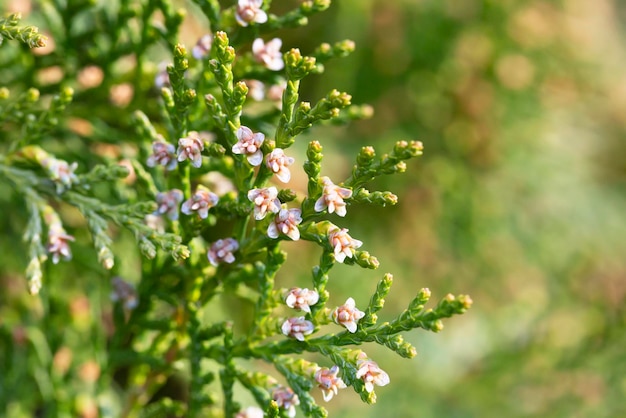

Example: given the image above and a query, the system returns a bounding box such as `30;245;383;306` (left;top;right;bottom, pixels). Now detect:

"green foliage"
0;1;470;418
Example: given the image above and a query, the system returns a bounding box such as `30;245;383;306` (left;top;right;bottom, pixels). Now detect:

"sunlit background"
2;0;626;417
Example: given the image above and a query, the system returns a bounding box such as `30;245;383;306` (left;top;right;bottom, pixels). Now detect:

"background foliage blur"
1;0;625;417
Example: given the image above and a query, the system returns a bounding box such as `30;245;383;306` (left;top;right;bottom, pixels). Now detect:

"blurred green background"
283;0;626;416
2;0;626;417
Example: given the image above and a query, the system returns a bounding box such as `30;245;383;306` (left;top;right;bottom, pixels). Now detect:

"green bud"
307;140;323;162
327;89;351;107
139;238;157;259
26;88;40;102
285;48;317;80
357;146;376;167
350;251;379;269
278;189;297;202
207;142;226;157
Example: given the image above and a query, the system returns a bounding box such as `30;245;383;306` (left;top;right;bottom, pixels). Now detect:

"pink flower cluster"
207;238;239;266
47;224;74;264
285;287;319;313
332;297;365;333
235;0;268;27
328;227;362;263
232;126;265;166
147;137;177;170
267;208;302;241
247;187;281;220
315;365;346;402
253;38;284;71
110;277;138;310
356;353;390;393
155;189;183;220
281;316;314;341
177;131;204;168
272;386;299;418
181;186;219;219
314;176;352;217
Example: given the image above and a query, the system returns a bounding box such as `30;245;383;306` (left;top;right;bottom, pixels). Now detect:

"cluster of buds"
181;186;219;219
146;137;177;170
207;238;239;266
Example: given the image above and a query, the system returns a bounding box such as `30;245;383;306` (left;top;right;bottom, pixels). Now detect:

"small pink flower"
41;157;78;193
327;227;362;263
235;407;264;418
285;288;319;313
315;365;347;402
267;208;302;241
232;126;265;166
177;131;204;168
314;177;352;217
110;277;138;310
245;79;265;101
47;225;74;264
267;80;286;103
155;189;184;220
247;187;281;220
355;356;390;393
281;317;314;341
332;297;365;333
181;186;219;219
252;38;284;71
207;238;239;266
192;33;213;59
272;386;299;418
235;0;268;27
265;148;294;183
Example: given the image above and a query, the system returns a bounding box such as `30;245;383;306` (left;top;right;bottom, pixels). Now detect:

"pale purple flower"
332;297;365;333
315;365;347;402
47;225;74;264
181;186;219;219
41;157;78;193
177;131;204;168
355;355;390;393
207;238;239;266
327;227;362;263
247;186;281;220
314;177;352;217
272;386;299;418
252;38;284;71
244;79;265;101
267;208;302;241
154;62;170;89
192;33;213;59
232;126;265;166
285;288;319;313
155;189;184;220
265;148;294;183
281;317;314;341
110;277;138;310
235;0;268;27
235;407;264;418
147;137;177;170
